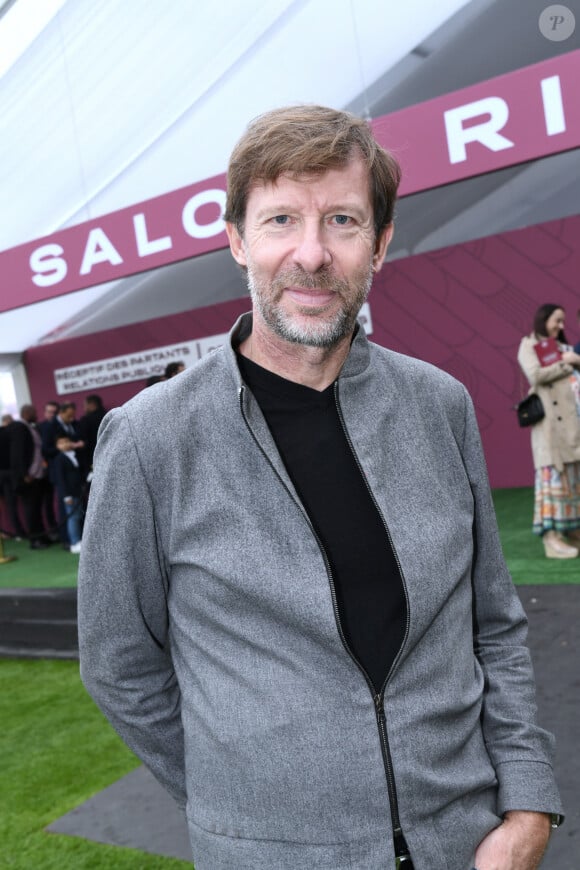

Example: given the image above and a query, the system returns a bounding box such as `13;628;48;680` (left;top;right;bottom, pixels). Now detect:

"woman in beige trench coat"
518;303;580;558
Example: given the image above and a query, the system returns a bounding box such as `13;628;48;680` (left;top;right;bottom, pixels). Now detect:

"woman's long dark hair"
533;303;567;343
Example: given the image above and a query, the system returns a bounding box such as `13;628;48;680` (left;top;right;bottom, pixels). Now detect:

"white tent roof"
1;0;473;361
1;0;579;366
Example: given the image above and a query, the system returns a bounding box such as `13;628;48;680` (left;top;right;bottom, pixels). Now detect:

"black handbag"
516;393;544;427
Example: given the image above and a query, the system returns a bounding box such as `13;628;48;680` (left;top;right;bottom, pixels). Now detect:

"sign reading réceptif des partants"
53;332;228;395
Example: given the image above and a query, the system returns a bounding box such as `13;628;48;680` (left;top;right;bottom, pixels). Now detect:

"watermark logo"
539;4;576;40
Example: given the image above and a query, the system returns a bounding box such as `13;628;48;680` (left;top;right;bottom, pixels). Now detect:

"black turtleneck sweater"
238;354;406;693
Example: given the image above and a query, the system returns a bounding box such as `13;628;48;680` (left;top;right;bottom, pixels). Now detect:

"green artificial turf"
0;538;78;589
0;659;192;869
492;487;580;585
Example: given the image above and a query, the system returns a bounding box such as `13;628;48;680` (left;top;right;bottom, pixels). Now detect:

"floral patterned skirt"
533;461;580;535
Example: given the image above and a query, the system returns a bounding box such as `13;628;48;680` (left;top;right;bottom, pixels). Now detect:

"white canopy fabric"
0;0;472;358
2;0;579;370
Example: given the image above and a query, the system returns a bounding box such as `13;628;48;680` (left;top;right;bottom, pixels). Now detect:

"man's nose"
291;223;332;273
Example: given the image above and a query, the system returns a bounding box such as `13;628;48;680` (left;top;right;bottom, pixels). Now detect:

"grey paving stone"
517;585;579;869
47;765;193;862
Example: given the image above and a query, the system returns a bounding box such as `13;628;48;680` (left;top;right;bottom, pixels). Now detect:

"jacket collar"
225;311;371;387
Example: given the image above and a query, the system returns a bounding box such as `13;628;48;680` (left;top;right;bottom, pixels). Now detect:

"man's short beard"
247;265;373;349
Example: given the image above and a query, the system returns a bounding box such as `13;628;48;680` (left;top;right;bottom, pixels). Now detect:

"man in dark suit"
7;406;50;549
43;402;85;547
36;400;59;532
0;414;27;539
78;395;106;472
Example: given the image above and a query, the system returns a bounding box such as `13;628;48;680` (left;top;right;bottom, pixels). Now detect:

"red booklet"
534;337;562;367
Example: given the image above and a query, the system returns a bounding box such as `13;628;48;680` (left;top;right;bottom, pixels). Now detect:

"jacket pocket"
186;815;353;870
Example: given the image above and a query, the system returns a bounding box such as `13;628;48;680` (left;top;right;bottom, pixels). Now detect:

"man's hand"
474;810;551;870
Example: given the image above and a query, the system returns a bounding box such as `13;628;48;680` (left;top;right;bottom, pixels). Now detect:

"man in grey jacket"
78;106;562;870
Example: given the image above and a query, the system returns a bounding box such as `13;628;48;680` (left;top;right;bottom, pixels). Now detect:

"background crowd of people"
0;394;106;554
0;359;188;555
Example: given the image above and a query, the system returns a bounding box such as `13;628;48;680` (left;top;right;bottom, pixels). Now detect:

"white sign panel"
358;302;372;336
53;333;229;395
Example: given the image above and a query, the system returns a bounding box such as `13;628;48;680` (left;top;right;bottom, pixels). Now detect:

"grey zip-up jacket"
78;313;561;870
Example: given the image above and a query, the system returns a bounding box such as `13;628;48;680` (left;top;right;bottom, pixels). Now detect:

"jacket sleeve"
53;455;66;497
9;422;33;484
517;337;573;387
460;389;563;819
77;408;187;808
42;420;59;461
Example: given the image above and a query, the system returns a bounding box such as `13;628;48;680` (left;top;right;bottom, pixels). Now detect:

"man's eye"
273;215;289;225
332;215;351;225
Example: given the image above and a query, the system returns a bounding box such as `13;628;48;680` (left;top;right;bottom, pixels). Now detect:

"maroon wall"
369;216;580;488
25;215;580;489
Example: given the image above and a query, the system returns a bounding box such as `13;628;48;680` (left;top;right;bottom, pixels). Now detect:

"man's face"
226;156;392;349
60;407;75;424
44;404;58;421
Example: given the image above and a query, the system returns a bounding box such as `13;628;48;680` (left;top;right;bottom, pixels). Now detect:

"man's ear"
225;222;247;267
372;223;394;273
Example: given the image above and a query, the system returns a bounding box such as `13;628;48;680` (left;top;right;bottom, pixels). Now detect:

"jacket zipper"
333;382;411;858
239;384;411;860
